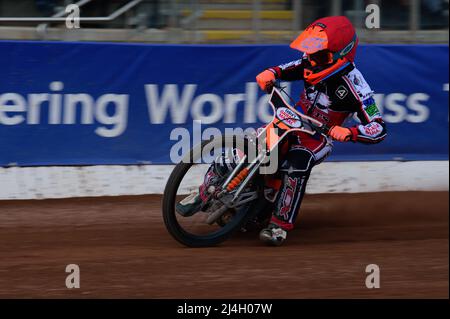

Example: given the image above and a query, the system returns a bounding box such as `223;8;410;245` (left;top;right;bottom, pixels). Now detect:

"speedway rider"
177;16;387;246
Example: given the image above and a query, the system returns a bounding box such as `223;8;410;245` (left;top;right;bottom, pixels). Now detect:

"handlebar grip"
265;82;275;94
322;125;331;134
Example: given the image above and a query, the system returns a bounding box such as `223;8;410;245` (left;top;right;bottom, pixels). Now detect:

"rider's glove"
256;69;276;91
329;125;354;142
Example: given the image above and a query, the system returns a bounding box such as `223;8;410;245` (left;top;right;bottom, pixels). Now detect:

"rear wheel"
162;135;263;247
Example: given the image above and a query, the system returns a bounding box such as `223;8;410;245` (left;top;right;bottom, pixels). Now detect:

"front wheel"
162;135;262;247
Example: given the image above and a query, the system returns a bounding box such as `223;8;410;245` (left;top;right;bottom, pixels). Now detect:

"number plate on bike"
269;88;326;136
276;107;302;128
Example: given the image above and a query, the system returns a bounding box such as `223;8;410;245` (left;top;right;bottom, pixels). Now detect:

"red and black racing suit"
266;57;387;231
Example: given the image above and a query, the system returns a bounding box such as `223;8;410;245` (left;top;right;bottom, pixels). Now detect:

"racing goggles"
307;50;334;67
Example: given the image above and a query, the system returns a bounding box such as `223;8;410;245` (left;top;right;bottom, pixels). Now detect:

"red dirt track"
0;192;448;298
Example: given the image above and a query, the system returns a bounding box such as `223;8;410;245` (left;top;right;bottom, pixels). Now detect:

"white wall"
0;161;448;200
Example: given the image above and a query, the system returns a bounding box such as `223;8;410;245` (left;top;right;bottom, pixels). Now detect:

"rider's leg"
175;164;220;216
259;146;315;245
176;151;238;216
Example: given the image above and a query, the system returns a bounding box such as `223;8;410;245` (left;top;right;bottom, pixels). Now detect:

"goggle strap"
332;34;357;61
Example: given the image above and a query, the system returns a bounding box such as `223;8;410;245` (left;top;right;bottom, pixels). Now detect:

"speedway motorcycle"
162;85;330;247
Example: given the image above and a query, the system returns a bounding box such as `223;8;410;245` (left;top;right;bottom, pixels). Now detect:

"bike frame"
220;87;330;206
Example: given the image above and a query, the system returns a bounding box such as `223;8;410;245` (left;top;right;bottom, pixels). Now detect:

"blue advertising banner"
0;41;448;166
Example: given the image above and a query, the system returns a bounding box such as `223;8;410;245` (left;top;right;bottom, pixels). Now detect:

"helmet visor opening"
308;50;333;66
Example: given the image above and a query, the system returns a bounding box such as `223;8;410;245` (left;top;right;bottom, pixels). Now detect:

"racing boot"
176;151;238;217
259;223;288;246
175;192;203;217
175;167;218;217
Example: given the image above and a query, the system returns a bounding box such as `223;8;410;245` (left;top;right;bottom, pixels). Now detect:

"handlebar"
267;81;332;136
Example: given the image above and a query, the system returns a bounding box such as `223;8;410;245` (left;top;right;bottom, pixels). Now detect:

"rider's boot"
259;222;288;246
175;193;203;217
175;166;219;217
176;151;238;217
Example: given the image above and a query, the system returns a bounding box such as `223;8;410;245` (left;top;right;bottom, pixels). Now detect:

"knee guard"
272;147;315;230
279;147;315;177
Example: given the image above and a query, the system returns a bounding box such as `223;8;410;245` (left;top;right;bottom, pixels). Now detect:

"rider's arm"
348;96;387;144
331;70;387;144
268;59;305;81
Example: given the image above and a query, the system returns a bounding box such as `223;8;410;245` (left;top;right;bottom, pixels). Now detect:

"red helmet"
290;16;358;85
